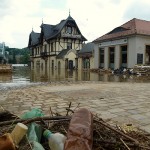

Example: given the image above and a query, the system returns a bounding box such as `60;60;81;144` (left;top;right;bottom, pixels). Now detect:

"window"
35;48;37;55
51;43;53;52
99;48;104;68
67;43;72;49
109;47;115;63
67;26;72;34
137;53;143;64
44;45;47;52
121;45;127;63
100;48;104;63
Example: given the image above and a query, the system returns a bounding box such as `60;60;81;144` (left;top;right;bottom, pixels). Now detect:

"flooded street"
0;66;150;133
0;65;150;90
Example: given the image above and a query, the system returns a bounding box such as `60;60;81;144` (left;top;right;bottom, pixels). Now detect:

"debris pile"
0;104;150;150
0;64;12;73
91;65;150;77
133;65;150;76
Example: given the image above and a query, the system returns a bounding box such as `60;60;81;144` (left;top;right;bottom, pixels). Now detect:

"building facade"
28;15;87;73
78;42;94;70
93;18;150;70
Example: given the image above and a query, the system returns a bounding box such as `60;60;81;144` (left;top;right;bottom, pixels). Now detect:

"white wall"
90;57;94;69
136;36;150;64
127;37;136;68
128;35;150;67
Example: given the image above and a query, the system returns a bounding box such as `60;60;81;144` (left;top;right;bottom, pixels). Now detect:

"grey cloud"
0;0;13;18
94;0;122;9
0;0;10;8
40;0;66;9
110;0;122;4
123;1;150;20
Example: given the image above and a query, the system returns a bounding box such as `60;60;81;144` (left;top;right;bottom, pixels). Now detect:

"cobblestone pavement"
0;81;150;133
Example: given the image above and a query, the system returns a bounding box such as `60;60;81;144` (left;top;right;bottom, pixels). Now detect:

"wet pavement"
0;81;150;133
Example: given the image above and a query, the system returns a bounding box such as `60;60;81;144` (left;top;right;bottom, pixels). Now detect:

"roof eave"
93;33;137;43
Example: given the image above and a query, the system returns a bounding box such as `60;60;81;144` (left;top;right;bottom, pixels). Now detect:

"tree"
5;46;30;64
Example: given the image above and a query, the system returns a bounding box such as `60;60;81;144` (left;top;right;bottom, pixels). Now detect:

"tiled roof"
28;15;87;47
56;49;70;59
79;42;94;53
78;42;94;58
93;18;150;43
28;31;40;47
41;15;87;41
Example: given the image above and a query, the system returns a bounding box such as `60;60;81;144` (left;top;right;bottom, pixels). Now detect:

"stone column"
115;45;121;69
31;61;34;69
104;47;109;69
94;44;99;68
78;58;82;70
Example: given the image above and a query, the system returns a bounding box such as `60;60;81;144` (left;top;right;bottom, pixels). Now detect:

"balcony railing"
61;33;81;39
41;52;49;58
30;51;61;58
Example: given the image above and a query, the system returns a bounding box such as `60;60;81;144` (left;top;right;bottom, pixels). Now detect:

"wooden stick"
94;119;139;145
0;116;71;126
96;120;150;150
120;138;131;150
66;102;72;116
49;106;53;117
0;105;5;111
73;103;80;112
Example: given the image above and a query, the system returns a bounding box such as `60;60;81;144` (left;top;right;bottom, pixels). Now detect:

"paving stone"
108;108;125;113
140;125;150;133
0;82;150;133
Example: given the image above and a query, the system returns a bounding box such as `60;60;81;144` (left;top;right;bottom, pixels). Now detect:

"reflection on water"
12;66;30;83
0;66;32;90
0;66;150;89
0;66;31;83
31;67;150;83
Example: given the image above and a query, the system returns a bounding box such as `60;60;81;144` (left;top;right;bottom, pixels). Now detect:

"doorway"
68;60;73;69
99;48;104;68
121;45;127;68
146;45;150;64
109;47;115;69
83;58;90;69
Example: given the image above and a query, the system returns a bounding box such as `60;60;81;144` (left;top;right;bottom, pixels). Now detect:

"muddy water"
0;66;149;90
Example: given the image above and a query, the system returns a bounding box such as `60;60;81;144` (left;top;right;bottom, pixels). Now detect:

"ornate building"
28;14;87;73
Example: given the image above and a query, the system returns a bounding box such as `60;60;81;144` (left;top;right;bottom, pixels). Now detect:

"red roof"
94;18;150;43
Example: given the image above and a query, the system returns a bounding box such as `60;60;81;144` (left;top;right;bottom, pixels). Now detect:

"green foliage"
5;46;30;64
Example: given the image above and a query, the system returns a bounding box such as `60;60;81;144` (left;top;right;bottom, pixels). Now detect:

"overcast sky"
0;0;150;48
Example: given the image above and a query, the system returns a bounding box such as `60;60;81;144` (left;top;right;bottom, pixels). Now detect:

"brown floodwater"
0;65;149;90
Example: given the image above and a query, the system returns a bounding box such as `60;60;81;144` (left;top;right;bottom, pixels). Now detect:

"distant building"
0;42;8;64
93;18;150;69
28;14;87;72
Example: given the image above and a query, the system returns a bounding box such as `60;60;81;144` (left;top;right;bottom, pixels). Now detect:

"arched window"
67;26;72;34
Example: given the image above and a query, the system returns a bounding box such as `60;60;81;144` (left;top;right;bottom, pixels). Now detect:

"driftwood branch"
120;138;131;150
94;119;150;150
0;116;71;126
94;119;139;144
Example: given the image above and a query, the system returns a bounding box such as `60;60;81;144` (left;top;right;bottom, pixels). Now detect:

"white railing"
61;33;81;39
